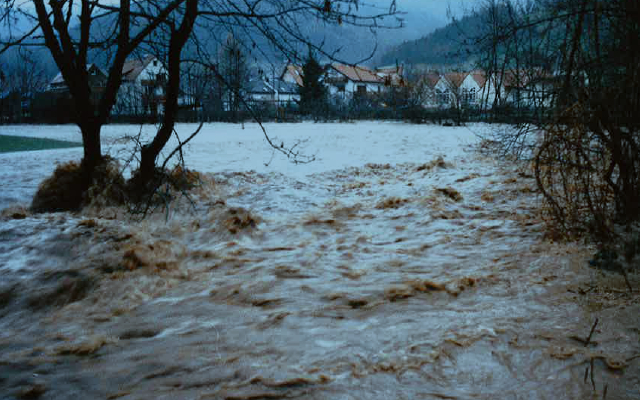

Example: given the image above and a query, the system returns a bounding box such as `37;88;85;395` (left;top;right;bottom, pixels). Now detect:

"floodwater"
0;123;639;400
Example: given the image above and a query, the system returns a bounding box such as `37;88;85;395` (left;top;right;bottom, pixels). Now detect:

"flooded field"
0;122;638;399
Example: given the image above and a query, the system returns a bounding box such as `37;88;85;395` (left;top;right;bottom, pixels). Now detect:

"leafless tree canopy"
0;0;398;205
474;0;640;241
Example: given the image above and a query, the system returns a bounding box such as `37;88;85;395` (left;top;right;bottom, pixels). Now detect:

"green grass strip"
0;134;82;153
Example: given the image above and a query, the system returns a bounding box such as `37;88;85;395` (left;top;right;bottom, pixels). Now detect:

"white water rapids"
0;122;638;399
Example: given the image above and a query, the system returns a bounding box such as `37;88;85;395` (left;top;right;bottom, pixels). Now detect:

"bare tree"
0;48;48;122
473;0;640;240
0;1;399;207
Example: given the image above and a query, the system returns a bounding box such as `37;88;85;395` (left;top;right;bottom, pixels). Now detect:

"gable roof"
376;65;404;77
248;79;300;95
470;70;487;88
122;55;157;82
420;72;441;88
330;63;382;84
49;64;106;89
247;79;272;94
49;56;156;90
272;80;299;94
444;72;468;89
500;68;554;89
281;64;304;87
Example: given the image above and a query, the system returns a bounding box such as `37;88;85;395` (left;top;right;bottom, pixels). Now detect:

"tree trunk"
137;0;198;187
79;119;103;182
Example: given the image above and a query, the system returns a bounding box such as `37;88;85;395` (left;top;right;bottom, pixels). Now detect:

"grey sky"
391;0;484;18
1;1;486;54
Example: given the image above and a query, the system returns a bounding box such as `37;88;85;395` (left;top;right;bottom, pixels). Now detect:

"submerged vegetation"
474;0;640;248
30;156;203;216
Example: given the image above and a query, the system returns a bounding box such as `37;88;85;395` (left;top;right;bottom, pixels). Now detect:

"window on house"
437;89;449;104
463;88;476;103
337;84;345;92
153;60;158;67
356;85;367;96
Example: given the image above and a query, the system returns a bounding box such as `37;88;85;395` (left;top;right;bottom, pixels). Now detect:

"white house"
280;64;304;87
280;62;404;103
503;69;556;109
413;72;441;108
325;63;386;101
113;55;166;117
246;79;299;107
433;72;468;108
479;69;556;109
421;70;490;109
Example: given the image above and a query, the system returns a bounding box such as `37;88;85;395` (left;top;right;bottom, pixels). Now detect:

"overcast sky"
1;1;486;46
389;0;483;18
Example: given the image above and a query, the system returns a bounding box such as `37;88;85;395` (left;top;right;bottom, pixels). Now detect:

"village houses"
47;55;555;119
279;62;404;103
414;68;555;111
48;55;167;119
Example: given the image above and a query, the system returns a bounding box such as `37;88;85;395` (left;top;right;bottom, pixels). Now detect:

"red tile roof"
470;70;487;88
444;72;468;88
421;72;441;88
282;64;304;87
502;69;555;88
330;63;382;84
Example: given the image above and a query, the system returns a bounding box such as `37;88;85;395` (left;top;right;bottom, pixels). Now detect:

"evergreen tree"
299;51;327;118
220;33;249;122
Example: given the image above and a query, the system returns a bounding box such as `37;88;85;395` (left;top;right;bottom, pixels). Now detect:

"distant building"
48;56;167;119
280;64;304;87
113;55;166;117
434;71;488;109
48;63;107;104
325;63;404;101
416;69;555;111
414;72;441;108
279;62;405;105
246;79;299;105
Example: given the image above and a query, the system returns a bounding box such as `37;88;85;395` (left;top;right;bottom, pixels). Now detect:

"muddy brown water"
0;154;639;400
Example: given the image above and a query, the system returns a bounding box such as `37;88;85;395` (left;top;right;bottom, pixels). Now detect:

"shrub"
31;161;86;212
31;157;126;213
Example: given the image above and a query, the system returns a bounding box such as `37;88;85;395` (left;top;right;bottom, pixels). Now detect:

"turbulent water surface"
0;122;638;400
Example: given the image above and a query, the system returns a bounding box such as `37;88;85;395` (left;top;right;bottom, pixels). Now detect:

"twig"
585;318;599;347
590;357;596;391
161;122;204;172
183;55;315;165
584;366;589;384
620;268;633;293
625;354;640;363
602;382;608;400
119;124;145;175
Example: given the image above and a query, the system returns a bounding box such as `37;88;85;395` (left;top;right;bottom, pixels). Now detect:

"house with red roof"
476;68;556;109
280;62;404;103
47;56;167;118
326;63;404;101
431;71;490;109
280;64;304;87
113;55;167;117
